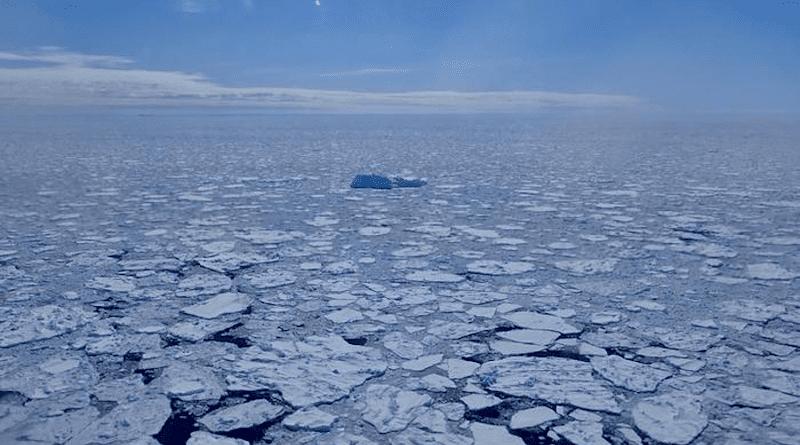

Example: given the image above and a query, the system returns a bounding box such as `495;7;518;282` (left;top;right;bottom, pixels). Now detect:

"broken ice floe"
86;276;137;292
466;260;533;275
176;274;232;297
225;335;387;407
746;263;800;280
360;384;431;433
477;356;622;413
181;293;252;319
502;311;581;334
234;229;294;244
199;399;284;432
554;258;619;275
405;270;465;283
198;251;279;273
632;392;707;444
0;305;94;348
359;226;392;236
239;269;297;289
590;355;672;392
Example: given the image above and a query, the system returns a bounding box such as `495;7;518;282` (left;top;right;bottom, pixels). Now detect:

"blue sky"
0;0;798;112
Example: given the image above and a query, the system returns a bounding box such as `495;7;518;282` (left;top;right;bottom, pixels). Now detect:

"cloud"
317;68;416;77
0;48;134;68
441;61;482;69
243;0;253;11
179;0;218;14
0;50;639;111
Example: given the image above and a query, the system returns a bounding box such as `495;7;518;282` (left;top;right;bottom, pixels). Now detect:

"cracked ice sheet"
361;384;432;433
359;226;391;236
118;257;183;271
0;351;99;399
466;260;533;275
199;399;285;432
405;270;465;283
234;228;295;243
390;427;474;445
746;263;800;280
405;224;452;237
383;286;439;306
590;355;672;392
225;335;387;407
554;421;610;445
168;319;239;342
153;361;226;402
470;423;523;445
392;244;437;257
632;392;707;445
437;289;507;305
240;269;298;289
66;393;171;445
305;216;340;227
0;305;95;348
3;405;100;445
721;299;786;322
502;311;581;334
458;227;501;238
383;331;426;359
176;273;232;297
426;319;496;339
86;275;137;292
477;356;621;414
554;258;619;275
282;406;339;431
198;251;279;273
180;292;252;319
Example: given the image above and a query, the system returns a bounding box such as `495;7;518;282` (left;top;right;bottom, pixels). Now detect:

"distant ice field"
1;112;799;307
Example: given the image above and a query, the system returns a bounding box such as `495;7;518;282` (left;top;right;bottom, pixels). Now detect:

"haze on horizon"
0;0;798;113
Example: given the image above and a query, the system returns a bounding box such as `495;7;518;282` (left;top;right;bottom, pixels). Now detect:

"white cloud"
181;1;205;13
0;50;638;111
179;0;218;14
317;68;416;77
243;0;253;11
441;61;482;69
0;49;134;67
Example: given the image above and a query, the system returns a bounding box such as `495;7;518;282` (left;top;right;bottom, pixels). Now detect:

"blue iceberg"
350;174;426;189
350;174;393;189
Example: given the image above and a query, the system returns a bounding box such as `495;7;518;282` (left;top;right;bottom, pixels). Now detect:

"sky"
0;0;798;113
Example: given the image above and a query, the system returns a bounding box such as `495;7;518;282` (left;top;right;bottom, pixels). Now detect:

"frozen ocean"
1;110;800;445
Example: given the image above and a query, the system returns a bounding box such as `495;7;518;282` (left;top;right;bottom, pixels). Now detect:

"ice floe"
632;392;707;444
